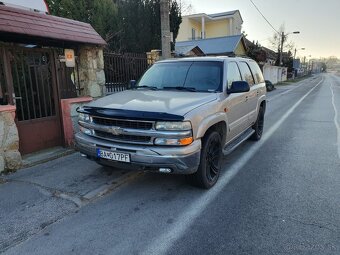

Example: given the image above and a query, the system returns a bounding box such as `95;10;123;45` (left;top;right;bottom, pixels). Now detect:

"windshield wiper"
163;86;197;92
136;85;159;90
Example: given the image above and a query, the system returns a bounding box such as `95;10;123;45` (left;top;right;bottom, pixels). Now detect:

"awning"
0;5;106;46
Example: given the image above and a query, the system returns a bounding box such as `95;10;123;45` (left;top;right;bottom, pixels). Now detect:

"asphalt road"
1;73;339;255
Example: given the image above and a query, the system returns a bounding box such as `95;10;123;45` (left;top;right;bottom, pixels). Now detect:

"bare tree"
269;24;295;53
178;0;194;15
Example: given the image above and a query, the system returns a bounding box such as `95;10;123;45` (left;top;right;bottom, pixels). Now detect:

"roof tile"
0;5;106;45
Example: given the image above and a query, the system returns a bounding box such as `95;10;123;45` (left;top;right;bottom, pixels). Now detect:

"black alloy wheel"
186;131;222;189
206;135;222;182
250;106;265;141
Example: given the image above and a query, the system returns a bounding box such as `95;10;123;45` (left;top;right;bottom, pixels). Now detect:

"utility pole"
279;32;284;66
279;31;300;66
160;0;171;59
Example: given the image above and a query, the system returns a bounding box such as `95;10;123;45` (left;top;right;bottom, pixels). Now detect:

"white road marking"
142;78;324;255
267;77;320;103
330;81;340;159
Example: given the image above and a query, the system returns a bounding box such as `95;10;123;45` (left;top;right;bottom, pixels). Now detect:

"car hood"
88;90;218;117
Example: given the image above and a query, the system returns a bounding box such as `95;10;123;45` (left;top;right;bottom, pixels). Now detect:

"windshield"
137;61;223;92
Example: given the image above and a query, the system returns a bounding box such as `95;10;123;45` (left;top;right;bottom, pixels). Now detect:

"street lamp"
279;31;300;66
294;47;305;60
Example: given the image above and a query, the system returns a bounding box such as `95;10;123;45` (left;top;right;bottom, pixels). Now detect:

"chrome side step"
223;128;255;156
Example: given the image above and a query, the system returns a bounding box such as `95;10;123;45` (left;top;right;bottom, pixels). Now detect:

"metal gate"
104;52;149;94
4;47;62;154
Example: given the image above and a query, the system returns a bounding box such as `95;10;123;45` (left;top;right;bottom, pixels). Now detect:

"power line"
249;0;280;35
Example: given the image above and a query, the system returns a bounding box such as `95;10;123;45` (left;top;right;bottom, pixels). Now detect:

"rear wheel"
186;131;222;189
250;106;265;141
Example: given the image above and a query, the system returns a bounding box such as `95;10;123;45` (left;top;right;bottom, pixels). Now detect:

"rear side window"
248;61;265;84
238;62;255;86
226;62;242;89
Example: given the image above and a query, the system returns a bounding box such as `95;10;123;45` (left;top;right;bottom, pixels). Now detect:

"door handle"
13;97;22;100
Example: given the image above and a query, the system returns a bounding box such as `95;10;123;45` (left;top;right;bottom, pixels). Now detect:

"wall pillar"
201;16;205;39
78;46;106;98
229;18;234;35
0;105;22;173
60;97;93;147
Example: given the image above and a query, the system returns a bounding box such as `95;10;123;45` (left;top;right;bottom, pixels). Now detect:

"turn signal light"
179;137;193;146
154;137;194;146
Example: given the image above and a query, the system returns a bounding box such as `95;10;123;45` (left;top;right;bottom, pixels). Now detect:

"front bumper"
75;132;201;174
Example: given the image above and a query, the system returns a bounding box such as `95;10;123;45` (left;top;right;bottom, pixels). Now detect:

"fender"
195;112;228;139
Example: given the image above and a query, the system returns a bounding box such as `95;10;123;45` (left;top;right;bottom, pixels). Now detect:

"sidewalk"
0;152;140;253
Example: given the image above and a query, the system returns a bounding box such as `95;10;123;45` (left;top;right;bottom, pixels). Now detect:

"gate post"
0;105;21;173
77;46;106;98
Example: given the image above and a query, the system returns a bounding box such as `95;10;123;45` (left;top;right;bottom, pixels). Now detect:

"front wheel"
186;131;222;189
250;106;265;141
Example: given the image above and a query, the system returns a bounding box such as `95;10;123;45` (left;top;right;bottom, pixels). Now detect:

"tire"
250;106;265;141
186;131;222;189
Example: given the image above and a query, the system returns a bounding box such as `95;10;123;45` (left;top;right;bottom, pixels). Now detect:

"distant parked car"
265;80;275;91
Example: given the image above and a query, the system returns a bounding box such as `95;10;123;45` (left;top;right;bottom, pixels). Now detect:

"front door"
224;61;250;144
6;48;62;154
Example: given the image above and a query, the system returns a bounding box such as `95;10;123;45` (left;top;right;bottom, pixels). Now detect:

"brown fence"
104;52;149;94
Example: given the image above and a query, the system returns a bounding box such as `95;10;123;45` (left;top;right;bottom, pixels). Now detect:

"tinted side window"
227;62;242;89
248;61;265;84
238;62;255;86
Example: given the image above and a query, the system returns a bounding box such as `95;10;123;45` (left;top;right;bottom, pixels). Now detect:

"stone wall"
78;46;106;98
61;97;93;147
147;50;161;65
0;105;22;173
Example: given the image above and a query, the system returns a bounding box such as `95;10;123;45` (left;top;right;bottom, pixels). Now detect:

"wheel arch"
199;121;227;145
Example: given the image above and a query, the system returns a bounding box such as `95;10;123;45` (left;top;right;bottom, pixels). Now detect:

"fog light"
80;126;93;135
159;168;172;173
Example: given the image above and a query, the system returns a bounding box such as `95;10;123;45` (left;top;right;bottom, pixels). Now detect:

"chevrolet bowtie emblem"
110;126;123;135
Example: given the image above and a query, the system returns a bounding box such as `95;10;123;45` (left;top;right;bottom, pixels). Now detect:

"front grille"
92;117;153;130
95;130;152;144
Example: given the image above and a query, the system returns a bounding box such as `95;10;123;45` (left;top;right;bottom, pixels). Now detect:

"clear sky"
187;0;340;58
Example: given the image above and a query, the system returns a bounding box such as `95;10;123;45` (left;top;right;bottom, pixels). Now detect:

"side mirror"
227;81;250;94
130;80;136;88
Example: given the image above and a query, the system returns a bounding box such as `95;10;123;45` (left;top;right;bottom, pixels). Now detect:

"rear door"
248;61;266;123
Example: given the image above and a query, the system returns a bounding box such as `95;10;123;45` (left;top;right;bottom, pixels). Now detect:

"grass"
275;75;311;86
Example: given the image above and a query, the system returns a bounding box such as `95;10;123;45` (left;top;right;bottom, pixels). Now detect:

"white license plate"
97;149;130;163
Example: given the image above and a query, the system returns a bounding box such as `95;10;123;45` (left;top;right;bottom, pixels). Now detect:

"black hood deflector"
77;106;184;121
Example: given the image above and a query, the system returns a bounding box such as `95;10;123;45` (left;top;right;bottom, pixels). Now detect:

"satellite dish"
1;0;49;14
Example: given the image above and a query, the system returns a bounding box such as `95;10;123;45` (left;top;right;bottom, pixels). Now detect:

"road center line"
330;81;340;160
267;77;319;102
142;78;324;255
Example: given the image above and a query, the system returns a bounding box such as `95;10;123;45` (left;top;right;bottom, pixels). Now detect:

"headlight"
79;113;90;122
155;121;192;131
154;137;193;146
